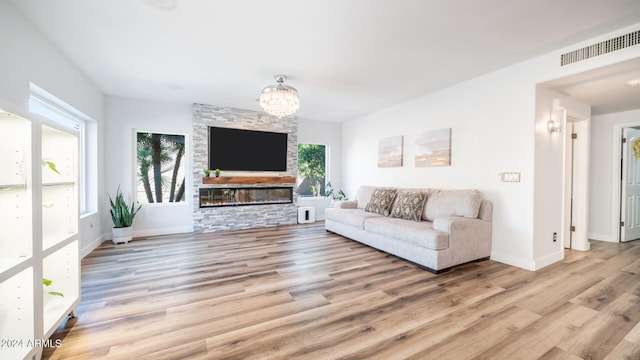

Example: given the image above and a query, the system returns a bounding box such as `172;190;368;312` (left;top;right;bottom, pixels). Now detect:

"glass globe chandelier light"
259;75;300;118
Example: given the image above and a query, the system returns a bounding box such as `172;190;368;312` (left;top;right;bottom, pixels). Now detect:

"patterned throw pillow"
390;191;427;221
365;188;397;216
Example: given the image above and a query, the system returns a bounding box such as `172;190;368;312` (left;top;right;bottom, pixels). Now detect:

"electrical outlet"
553;232;557;242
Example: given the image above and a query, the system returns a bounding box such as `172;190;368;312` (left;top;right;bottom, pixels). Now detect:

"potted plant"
324;182;348;204
203;168;211;177
109;186;142;244
214;168;221;177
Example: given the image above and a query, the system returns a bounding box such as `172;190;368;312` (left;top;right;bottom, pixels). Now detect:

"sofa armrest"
433;216;473;232
433;216;492;265
334;200;357;209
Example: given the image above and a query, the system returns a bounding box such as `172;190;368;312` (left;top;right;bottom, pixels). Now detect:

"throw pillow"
365;188;397;216
390;191;427;221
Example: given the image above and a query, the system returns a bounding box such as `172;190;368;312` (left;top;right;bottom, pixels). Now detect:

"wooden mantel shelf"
202;176;296;185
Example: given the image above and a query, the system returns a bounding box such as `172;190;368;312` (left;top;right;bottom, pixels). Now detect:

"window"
29;83;97;215
297;143;327;197
136;132;186;204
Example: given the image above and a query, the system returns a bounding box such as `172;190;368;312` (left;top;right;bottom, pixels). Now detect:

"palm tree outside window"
136;132;186;203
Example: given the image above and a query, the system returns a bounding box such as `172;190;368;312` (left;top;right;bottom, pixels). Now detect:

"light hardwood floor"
43;222;640;359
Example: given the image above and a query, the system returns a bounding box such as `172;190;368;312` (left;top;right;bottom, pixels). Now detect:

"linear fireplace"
199;186;294;208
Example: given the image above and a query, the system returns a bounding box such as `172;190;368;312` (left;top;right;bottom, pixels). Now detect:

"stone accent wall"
192;104;298;232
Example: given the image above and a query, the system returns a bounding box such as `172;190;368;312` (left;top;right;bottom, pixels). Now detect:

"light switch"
500;172;521;182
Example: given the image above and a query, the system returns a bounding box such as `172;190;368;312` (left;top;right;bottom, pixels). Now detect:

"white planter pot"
112;226;133;244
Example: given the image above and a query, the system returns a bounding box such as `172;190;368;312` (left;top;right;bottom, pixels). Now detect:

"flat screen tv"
208;127;288;172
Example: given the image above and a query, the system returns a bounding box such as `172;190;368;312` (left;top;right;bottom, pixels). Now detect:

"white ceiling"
9;0;640;121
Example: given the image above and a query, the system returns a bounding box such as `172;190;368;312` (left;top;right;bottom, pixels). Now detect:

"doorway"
541;58;640;248
619;127;640;242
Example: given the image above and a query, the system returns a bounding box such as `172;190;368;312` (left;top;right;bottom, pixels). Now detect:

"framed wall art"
415;128;451;167
378;135;403;167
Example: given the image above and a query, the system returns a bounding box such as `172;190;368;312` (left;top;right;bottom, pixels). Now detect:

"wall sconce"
547;118;561;133
547;100;563;134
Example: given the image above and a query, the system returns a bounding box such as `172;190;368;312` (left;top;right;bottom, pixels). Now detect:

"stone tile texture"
192;104;298;232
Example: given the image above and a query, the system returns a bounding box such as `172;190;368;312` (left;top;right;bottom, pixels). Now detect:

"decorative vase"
112;226;133;244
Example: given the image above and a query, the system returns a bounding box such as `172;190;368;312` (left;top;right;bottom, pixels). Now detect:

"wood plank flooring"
42;223;640;359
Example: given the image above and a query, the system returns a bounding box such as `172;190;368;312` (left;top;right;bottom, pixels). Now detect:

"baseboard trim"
491;251;535;271
102;226;195;244
589;232;613;242
533;250;564;270
81;234;106;258
133;226;194;238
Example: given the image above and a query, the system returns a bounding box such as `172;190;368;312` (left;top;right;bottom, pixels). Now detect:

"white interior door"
564;119;589;250
621;128;640;242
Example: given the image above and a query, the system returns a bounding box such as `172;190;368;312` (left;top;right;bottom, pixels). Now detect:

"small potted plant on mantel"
109;186;142;244
203;168;211;177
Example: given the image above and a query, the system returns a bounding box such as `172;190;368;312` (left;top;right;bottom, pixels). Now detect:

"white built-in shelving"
41;124;78;253
0;109;80;360
0;268;34;360
0;112;31;277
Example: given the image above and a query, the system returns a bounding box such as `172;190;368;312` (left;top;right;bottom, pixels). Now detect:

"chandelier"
259;75;300;118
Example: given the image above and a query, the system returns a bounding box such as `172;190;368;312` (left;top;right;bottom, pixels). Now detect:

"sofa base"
418;256;490;274
326;227;490;274
417;263;448;274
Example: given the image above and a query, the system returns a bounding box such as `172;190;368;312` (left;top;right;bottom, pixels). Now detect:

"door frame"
562;111;590;251
612;121;640;242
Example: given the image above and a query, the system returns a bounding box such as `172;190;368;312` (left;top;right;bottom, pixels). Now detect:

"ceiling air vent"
560;30;639;66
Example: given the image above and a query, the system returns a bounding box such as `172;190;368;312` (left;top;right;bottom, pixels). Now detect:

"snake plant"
108;186;142;228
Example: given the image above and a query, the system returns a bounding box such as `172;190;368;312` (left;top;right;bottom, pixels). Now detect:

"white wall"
343;65;538;269
590;109;640;242
342;23;640;270
0;1;105;257
297;119;342;220
532;87;566;267
104;96;193;237
533;89;591;268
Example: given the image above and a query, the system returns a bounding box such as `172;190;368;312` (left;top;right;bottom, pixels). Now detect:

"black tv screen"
208;127;288;171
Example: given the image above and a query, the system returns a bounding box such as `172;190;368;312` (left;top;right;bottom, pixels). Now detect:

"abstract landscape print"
415;128;451;167
378;135;403;167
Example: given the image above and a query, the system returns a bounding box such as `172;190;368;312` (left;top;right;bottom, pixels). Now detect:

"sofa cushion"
325;208;383;229
355;186;376;209
334;200;357;209
364;217;449;250
423;189;482;221
390;191;428;221
365;188;397;216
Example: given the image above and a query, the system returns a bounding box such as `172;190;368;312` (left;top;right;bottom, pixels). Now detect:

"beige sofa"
324;186;492;273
